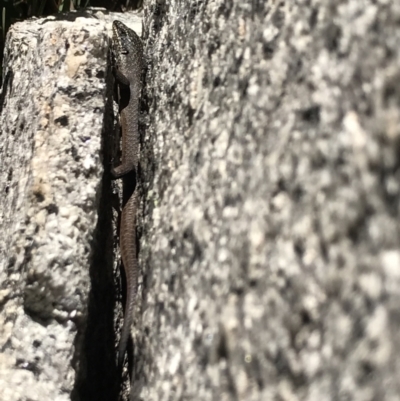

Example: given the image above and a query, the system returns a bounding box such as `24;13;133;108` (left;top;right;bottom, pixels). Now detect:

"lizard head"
112;21;142;59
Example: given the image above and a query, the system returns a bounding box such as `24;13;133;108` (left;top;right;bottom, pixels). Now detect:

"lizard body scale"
111;20;143;373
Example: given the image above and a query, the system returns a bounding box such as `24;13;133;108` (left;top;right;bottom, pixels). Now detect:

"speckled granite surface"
137;1;400;400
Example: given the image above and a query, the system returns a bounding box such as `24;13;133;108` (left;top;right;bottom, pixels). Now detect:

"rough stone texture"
2;1;400;401
136;1;400;401
0;11;141;401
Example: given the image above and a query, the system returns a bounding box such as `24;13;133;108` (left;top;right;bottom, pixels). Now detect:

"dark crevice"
72;51;118;401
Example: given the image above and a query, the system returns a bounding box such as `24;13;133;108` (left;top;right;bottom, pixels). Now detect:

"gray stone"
137;1;400;401
0;10;141;401
1;1;400;401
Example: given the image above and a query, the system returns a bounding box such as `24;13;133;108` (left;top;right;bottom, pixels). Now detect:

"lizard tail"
117;191;138;372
